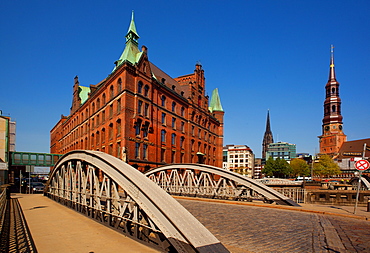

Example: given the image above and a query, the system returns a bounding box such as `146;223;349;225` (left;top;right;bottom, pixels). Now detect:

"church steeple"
262;110;274;159
319;45;346;155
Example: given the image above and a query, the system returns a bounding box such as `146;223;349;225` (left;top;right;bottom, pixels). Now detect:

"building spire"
112;11;142;72
329;45;336;81
262;110;274;159
209;88;224;112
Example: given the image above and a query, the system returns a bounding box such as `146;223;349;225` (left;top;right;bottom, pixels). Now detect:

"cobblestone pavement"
178;199;370;253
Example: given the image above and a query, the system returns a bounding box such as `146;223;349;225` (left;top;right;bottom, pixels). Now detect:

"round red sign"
355;160;370;171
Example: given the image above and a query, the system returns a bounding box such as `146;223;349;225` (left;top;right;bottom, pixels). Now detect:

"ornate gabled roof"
209;88;224;112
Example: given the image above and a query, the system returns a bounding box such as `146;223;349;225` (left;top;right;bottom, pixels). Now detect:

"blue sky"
1;1;369;158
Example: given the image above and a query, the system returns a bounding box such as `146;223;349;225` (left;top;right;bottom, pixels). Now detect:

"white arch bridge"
145;164;300;206
45;150;228;253
45;150;299;252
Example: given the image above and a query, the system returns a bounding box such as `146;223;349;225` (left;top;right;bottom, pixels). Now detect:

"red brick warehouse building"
50;12;225;172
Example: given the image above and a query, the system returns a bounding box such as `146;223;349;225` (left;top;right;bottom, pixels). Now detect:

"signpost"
353;155;369;214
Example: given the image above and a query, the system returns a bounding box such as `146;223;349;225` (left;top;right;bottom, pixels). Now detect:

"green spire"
112;11;142;72
209;88;224;112
127;10;139;39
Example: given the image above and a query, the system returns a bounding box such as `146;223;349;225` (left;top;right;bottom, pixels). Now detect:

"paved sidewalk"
14;193;159;253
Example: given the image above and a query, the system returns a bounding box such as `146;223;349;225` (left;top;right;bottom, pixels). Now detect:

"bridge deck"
15;193;159;253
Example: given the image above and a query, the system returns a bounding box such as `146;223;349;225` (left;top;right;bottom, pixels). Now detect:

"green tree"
262;157;292;178
313;154;341;178
290;158;310;177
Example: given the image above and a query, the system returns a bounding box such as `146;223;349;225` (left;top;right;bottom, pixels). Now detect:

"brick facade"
50;14;224;172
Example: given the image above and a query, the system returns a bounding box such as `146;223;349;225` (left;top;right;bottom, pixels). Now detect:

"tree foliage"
290;158;310;177
313;154;341;177
262;157;292;178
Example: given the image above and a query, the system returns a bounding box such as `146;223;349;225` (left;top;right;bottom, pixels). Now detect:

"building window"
161;96;166;107
181;121;185;132
97;99;100;109
109;144;113;155
171;151;175;163
135;143;140;158
109;123;113;140
198;129;201;138
180;136;185;148
117;99;121;113
117;120;121;136
135;121;141;136
101;128;105;143
191;125;195;136
143;124;148;138
138;100;143;114
102;94;106;105
171;133;176;146
102;110;105;121
172;117;176;129
96;131;100;145
138;81;143;93
181;107;185;117
117;78;122;93
110;85;114;99
144;103;149;117
161;130;166;143
109;104;113;118
161;148;165;162
162;113;166;125
144;85;149;97
172;102;176;112
116;142;121;158
143;144;148;159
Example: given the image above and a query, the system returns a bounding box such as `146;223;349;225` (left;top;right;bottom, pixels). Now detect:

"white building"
223;145;254;178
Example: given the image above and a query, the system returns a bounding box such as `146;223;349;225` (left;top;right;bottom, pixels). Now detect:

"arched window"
110;85;114;99
161;130;166;143
332;105;336;112
138;81;143;93
331;87;336;94
161;95;166;107
92;102;95;113
102;94;106;105
117;78;122;93
144;85;149;97
172;102;176;112
181;107;185;117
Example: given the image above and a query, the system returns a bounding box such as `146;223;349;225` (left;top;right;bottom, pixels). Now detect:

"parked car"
27;182;45;193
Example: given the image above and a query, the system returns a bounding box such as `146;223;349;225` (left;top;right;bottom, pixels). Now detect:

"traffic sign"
355;160;370;171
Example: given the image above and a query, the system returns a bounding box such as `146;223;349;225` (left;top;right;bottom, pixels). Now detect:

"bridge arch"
145;164;300;206
45;150;229;253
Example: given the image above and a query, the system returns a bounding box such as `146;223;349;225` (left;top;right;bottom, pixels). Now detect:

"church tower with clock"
318;46;347;156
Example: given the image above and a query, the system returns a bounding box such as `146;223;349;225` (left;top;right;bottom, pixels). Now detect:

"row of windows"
160;95;185;116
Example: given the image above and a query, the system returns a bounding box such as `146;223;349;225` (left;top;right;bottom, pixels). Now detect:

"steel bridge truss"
45;150;229;253
145;164;300;206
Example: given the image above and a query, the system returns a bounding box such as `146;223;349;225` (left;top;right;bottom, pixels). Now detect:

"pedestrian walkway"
14;193;159;253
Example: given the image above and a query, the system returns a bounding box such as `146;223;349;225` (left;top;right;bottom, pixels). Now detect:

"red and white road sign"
355;160;370;171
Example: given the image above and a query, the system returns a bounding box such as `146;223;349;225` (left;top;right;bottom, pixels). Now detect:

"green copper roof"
209;88;224;112
127;11;139;37
79;86;90;104
112;11;141;72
